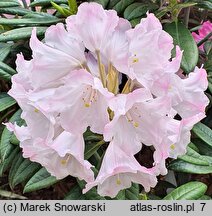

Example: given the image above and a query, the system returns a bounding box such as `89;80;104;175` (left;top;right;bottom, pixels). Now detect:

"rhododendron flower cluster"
6;2;209;198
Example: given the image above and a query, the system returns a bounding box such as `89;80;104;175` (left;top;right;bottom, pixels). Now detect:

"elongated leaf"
0;69;11;81
115;183;139;200
10;133;19;145
64;184;86;200
192;122;212;147
0;43;12;61
108;0;119;9
11;159;41;188
163;181;207;200
0;93;16;112
0;27;47;42
186;0;212;10
198;195;212;200
85;140;104;160
0;7;32;16
0;2;20;7
30;0;68;7
193;138;212;157
178;146;211;166
164;22;198;73
113;0;135;15
196;1;212;9
23;167;58;193
0;17;61;26
65;179;106;200
0;109;23;161
8;151;24;189
130;18;141;27
0;146;19;177
91;0;109;8
124;3;148;20
169;159;212;174
0;190;27;200
0;61;16;75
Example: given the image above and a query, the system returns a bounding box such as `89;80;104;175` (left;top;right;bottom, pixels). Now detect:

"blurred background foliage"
0;0;211;200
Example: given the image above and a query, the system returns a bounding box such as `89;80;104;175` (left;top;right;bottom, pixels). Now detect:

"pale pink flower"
66;2;119;52
192;21;212;51
84;142;157;198
126;13;177;86
151;67;209;118
6;112;94;182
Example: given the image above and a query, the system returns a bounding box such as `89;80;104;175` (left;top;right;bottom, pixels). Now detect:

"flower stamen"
82;86;97;108
61;154;71;165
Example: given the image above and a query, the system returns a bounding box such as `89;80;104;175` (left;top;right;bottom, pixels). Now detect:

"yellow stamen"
116;179;121;185
170;144;175;150
61;154;71;165
61;160;67;165
133;122;139;128
132;58;139;63
34;108;39;113
84;103;90;108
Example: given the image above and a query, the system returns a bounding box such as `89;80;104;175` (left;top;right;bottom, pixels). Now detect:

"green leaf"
68;0;78;14
198;195;212;200
8;151;24;189
23;167;58;193
0;43;12;61
205;48;212;73
130;18;141;27
51;2;71;17
65;179;106;200
186;0;212;10
10;159;41;188
85;140;105;160
178;146;211;166
30;0;68;7
169;159;212;174
0;17;61;26
115;183;139;200
164;22;198;73
0;61;16;75
0;190;27;200
0;7;33;16
108;0;120;9
10;133;19;145
196;1;212;9
0;2;20;7
193;138;212;157
192;122;212;148
0;27;47;42
113;0;135;15
0;69;11;81
90;0;109;8
64;184;86;200
0;93;16;112
163;181;207;200
0;109;23;161
124;3;158;20
0;146;19;177
124;3;148;20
